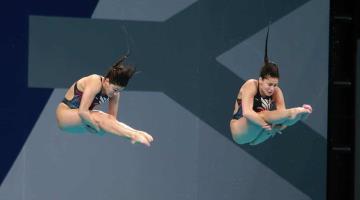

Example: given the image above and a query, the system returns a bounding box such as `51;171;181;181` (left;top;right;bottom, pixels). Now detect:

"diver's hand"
131;131;152;147
300;104;312;120
138;131;154;143
272;124;284;134
262;123;272;131
302;104;312;113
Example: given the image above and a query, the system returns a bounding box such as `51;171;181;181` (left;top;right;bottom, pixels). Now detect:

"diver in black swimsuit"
56;54;153;147
230;27;312;145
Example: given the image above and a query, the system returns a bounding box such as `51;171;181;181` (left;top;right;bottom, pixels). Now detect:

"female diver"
230;28;312;145
56;54;153;147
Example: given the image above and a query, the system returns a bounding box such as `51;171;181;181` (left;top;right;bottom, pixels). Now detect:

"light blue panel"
92;0;197;21
0;90;198;200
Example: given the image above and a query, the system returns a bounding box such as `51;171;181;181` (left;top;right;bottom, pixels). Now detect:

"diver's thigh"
56;104;85;133
230;117;262;144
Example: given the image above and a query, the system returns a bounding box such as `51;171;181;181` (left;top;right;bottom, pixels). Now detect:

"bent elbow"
78;109;89;118
242;111;252;119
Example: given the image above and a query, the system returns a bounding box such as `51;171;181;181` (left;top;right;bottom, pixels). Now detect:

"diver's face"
259;76;278;97
104;79;124;97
